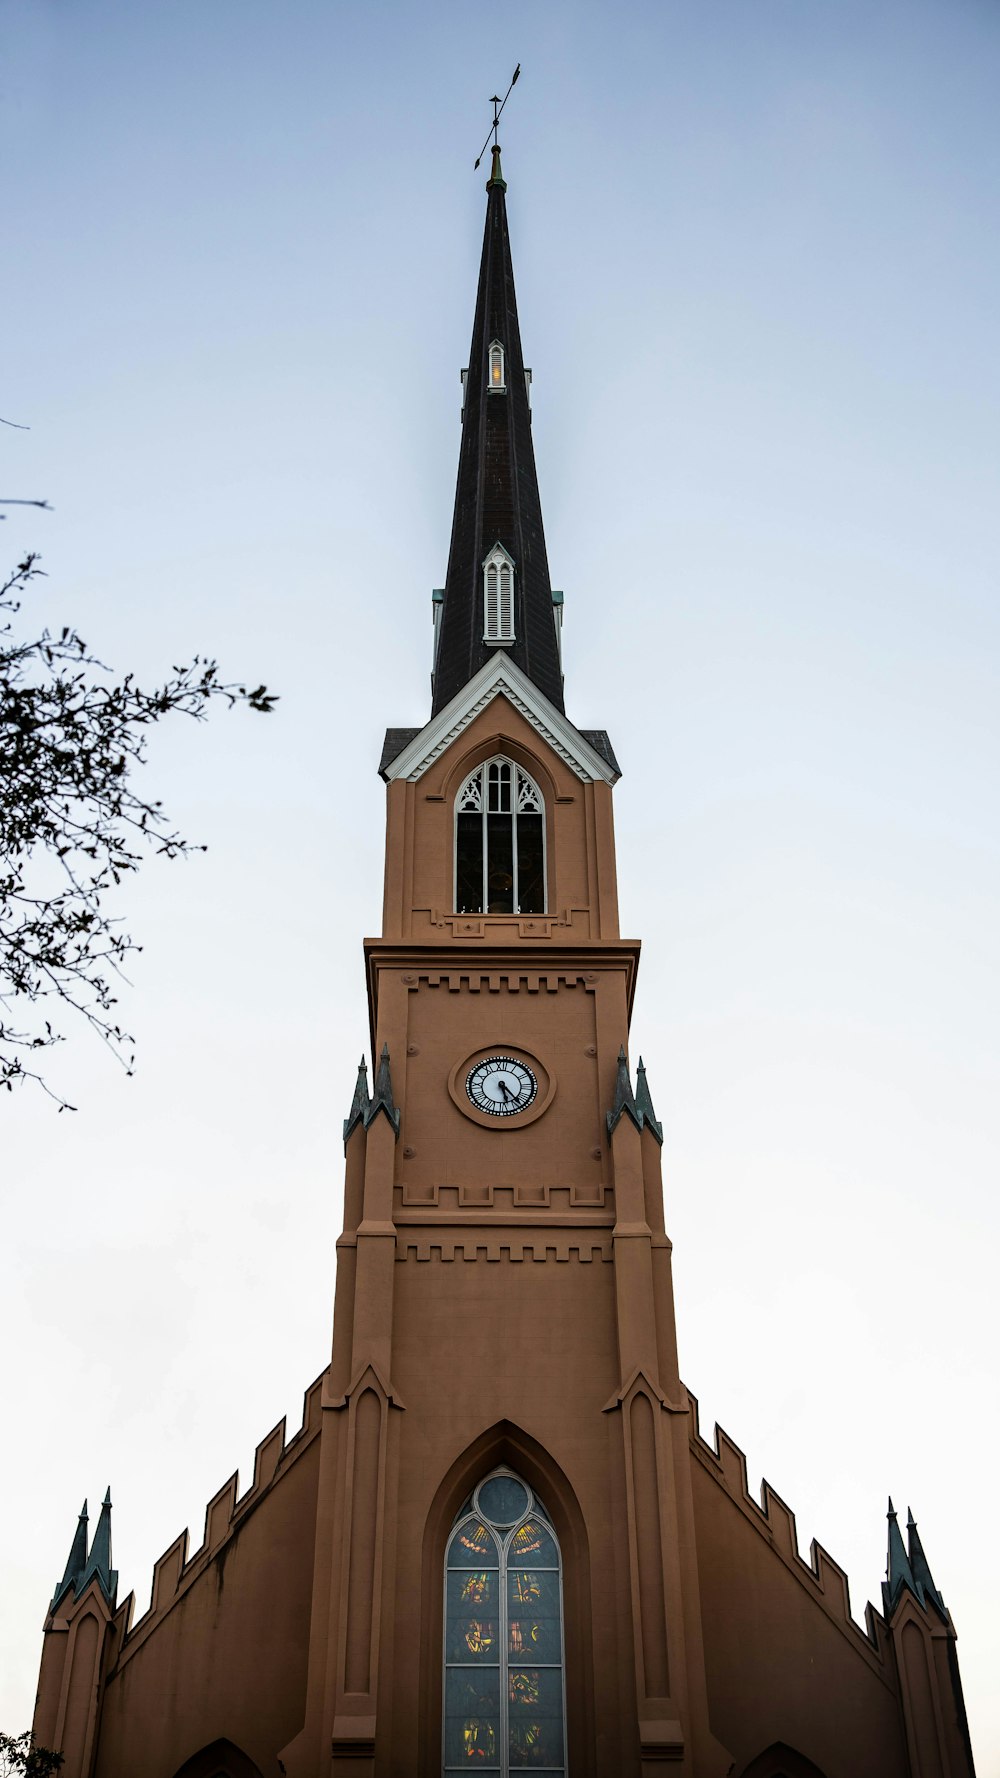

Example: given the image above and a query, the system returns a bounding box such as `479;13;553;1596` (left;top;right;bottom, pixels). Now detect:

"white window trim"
482;543;515;646
454;754;547;916
488;338;506;394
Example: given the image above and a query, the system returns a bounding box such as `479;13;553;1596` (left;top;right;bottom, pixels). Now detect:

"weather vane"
474;64;521;170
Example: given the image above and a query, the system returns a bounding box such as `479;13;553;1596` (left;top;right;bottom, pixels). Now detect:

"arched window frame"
171;1741;264;1778
488;338;506;393
443;1466;567;1777
483;543;515;645
454;755;546;917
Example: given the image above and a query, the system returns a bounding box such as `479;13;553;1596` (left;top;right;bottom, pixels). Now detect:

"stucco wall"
689;1451;908;1777
93;1437;320;1778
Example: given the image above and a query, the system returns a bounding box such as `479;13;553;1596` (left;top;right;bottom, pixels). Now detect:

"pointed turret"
78;1488;118;1605
635;1058;664;1145
365;1043;400;1137
607;1046;643;1137
883;1496;918;1615
907;1508;948;1620
343;1056;371;1146
432;146;564;715
51;1500;88;1610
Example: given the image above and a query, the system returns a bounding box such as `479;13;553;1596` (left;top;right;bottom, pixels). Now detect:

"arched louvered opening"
444;1467;567;1775
488;339;506;392
483;544;515;644
455;756;545;916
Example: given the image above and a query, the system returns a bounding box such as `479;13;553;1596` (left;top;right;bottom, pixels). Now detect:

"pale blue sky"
3;0;999;1764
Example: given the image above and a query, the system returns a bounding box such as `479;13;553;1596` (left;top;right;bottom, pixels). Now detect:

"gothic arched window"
444;1468;566;1775
483;544;515;644
455;757;545;916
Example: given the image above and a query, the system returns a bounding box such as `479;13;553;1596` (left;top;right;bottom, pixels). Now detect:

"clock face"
466;1056;538;1118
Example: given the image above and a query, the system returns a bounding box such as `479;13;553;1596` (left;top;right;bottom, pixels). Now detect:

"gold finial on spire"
474;64;520;176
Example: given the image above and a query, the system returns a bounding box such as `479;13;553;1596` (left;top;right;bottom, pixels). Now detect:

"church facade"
34;149;976;1778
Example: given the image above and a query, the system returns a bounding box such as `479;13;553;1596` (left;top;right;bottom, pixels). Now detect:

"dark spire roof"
432;147;564;716
883;1496;917;1615
907;1507;948;1620
343;1056;370;1147
635;1058;664;1145
365;1043;400;1138
51;1499;88;1609
79;1488;118;1605
607;1047;643;1138
52;1490;117;1610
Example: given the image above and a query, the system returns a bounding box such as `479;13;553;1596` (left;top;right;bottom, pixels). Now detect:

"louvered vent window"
483;545;515;644
488;339;506;392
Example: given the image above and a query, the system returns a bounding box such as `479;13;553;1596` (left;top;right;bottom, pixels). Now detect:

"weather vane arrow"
474;64;520;170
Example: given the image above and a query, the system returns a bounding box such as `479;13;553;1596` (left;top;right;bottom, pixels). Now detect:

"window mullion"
512;805;519;915
500;1529;509;1778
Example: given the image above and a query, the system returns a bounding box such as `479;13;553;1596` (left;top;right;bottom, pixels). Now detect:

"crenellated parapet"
686;1387;893;1673
107;1374;323;1664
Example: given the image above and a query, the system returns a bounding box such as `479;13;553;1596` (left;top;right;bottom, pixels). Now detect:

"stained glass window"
454;758;545;916
444;1468;566;1776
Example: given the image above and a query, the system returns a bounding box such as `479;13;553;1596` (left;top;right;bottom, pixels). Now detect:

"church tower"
33;148;977;1778
279;136;726;1775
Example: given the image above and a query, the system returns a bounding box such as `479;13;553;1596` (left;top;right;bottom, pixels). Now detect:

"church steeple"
431;150;564;715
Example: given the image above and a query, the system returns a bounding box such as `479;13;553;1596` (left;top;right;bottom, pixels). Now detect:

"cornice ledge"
383;657;618;786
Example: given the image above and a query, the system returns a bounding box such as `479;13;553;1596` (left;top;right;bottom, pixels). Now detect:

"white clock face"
466;1056;538;1118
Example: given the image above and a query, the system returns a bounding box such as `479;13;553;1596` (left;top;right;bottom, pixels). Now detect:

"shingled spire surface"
79;1487;118;1605
883;1497;918;1616
51;1500;88;1609
432;146;564;716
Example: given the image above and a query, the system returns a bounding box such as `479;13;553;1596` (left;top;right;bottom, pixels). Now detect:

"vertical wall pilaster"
607;1113;686;1768
34;1588;112;1778
281;1059;405;1778
891;1600;977;1778
605;1103;732;1777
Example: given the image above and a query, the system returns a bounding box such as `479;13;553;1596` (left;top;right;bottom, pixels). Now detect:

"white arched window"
443;1468;566;1775
455;756;545;916
483;544;515;644
488;338;506;392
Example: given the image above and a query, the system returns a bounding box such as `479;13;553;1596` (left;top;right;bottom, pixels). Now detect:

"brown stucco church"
33;147;976;1778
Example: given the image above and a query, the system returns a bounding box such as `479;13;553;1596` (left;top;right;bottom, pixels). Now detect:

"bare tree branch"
1;555;276;1108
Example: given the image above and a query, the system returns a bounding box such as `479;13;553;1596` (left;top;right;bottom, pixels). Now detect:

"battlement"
108;1373;324;1664
686;1387;892;1676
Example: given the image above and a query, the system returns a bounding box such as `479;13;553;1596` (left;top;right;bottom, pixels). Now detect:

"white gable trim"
384;656;618;785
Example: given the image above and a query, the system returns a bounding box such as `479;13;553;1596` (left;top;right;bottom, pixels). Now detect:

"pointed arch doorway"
171;1740;263;1778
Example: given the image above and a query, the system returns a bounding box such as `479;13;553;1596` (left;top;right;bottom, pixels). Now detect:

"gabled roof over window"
379;654;620;786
